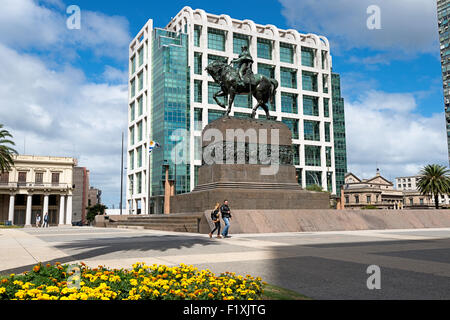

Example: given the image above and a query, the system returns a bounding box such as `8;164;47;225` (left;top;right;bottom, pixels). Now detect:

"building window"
208;28;226;51
302;71;318;92
35;172;43;184
194;25;201;47
234;94;251;109
292;144;300;165
138;47;143;66
281;93;297;114
0;172;9;183
303;95;319;116
130;56;135;75
257;38;272;60
130;102;135;122
208;54;227;66
323;74;329;93
304;120;320;141
208;82;226;106
325;147;332;167
306;171;321;187
137;121;142;142
367;195;371;203
137;97;143;117
129;126;135;146
355;195;359;204
280;67;297;88
208;109;226;123
51;173;59;184
194;136;202;161
321;50;327;69
18;172;27;183
136;172;142;194
304;145;321;166
194;52;202;75
296;168;302;185
258;63;275;79
345;196;349;204
409;198;413;205
194;108;202;131
420;198;424;205
130;79;135;98
138;71;143;91
301;47;315;67
280;42;294;64
282;118;299;139
233;33;249;54
194;80;202;103
137;147;142;168
129;151;134;170
324;98;330;117
325;122;331;142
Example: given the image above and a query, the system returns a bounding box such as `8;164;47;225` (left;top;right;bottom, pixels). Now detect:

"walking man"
42;212;49;228
220;200;232;238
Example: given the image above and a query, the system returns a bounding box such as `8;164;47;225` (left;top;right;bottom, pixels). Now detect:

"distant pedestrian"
42;212;49;228
220;200;232;238
209;203;222;239
35;214;41;228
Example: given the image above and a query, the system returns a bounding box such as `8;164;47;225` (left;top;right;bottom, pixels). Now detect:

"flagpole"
120;132;123;215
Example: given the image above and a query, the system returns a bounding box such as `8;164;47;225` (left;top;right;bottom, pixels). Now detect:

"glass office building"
127;7;341;214
331;73;347;192
438;0;450;164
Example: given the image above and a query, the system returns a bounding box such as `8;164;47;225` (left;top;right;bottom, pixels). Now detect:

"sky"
0;0;447;208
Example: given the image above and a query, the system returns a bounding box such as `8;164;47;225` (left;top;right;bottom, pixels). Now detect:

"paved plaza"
1;226;449;299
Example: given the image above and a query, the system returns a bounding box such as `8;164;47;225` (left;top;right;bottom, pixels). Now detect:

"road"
1;226;449;299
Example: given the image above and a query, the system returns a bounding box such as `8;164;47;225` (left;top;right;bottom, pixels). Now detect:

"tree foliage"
0;124;17;173
417;164;450;209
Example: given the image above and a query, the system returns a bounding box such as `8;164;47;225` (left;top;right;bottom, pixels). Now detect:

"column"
141;197;147;215
43;194;49;216
66;195;72;226
25;194;32;227
8;194;15;224
58;195;65;226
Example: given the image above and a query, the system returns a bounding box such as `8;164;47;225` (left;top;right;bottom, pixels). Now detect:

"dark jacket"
211;209;219;222
220;204;231;219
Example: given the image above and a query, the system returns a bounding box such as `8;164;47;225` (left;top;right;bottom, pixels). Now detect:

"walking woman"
209;203;222;239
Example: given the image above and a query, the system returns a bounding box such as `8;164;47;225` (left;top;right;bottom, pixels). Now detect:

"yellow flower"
0;288;6;294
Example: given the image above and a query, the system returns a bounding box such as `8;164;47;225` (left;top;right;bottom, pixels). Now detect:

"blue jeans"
222;217;230;236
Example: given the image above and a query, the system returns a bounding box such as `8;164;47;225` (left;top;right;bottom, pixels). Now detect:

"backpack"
210;210;218;221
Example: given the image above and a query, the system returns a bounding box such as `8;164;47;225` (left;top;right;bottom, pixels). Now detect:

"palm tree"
0;124;17;173
417;164;450;209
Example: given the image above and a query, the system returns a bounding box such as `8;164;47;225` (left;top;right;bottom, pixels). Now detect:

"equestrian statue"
205;46;278;119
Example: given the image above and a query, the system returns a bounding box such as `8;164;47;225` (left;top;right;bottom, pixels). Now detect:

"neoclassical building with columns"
0;155;75;227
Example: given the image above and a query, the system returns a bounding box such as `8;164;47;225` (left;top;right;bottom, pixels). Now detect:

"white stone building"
395;175;450;207
127;6;336;214
0;155;75;226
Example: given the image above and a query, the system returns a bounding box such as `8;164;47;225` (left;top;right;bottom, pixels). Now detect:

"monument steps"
107;214;202;233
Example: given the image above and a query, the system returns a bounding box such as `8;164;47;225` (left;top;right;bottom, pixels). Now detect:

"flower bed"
0;262;265;300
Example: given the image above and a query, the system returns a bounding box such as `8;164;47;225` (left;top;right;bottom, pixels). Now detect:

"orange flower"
33;265;40;272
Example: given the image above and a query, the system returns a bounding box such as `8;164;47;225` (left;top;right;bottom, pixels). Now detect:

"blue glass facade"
151;29;190;199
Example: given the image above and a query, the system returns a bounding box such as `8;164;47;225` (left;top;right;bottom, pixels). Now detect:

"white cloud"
0;43;128;207
0;0;131;59
279;0;439;55
345;90;448;181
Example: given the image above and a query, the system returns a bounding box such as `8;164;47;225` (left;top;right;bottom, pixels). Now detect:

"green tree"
86;203;107;223
417;164;450;209
0;124;17;173
306;184;324;192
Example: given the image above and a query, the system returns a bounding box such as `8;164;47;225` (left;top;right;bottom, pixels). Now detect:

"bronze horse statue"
205;60;278;119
